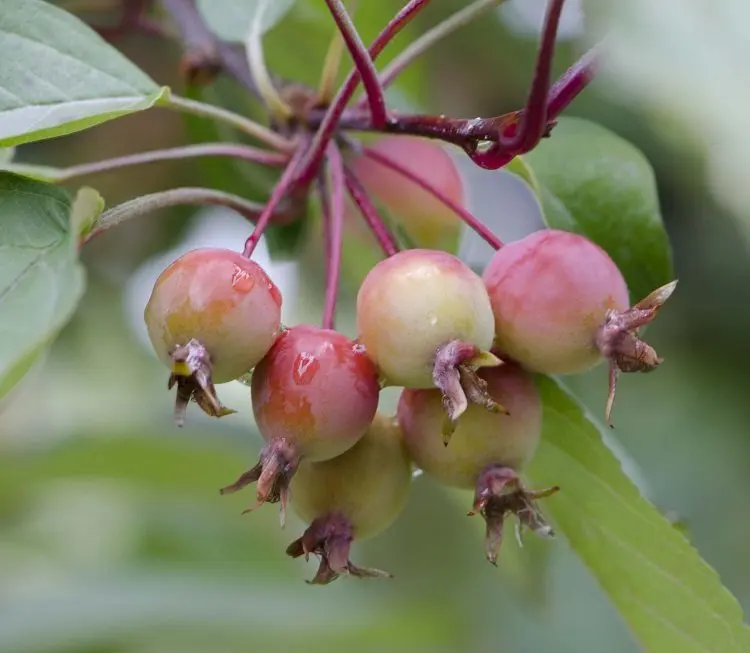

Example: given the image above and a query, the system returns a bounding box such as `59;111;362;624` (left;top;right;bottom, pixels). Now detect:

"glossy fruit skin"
291;414;412;540
251;325;380;463
397;364;541;489
145;248;282;382
348;136;464;250
356;249;495;388
483;229;630;375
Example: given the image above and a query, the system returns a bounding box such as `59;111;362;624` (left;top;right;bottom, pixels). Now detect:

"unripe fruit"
144;248;282;424
397;364;557;565
285;413;412;584
398;364;541;489
357;249;502;435
348;136;464;250
483;229;677;424
220;325;380;523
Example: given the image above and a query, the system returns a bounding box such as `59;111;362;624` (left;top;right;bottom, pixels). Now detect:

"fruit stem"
85;187;269;243
343;167;400;257
245;0;294;122
46;143;288;183
164;94;294;152
242;139;311;258
317;2;354;104
362;146;504;250
324;0;388;129
361;0;508;101
497;0;565;153
321;145;346;330
295;0;433;186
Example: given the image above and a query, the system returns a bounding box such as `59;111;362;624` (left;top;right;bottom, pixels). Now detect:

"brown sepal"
433;340;508;445
219;438;299;527
595;280;678;427
168;339;236;427
468;465;559;566
285;513;392;585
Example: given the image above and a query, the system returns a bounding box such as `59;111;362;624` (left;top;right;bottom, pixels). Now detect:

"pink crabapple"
482;229;677;425
219;324;380;524
398;364;558;564
286;413;412;584
144;248;282;425
346;136;464;251
356;248;504;440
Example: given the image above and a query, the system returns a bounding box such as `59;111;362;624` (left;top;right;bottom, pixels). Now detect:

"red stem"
296;0;433;186
362;147;503;250
322;145;346;330
497;0;565;152
242;141;309;258
316;172;332;285
546;44;599;119
324;0;388;129
343;167;400;257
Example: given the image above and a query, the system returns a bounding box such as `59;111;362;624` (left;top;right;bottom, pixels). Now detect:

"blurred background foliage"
1;1;749;652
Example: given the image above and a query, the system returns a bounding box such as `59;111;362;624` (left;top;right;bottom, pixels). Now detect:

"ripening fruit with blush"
357;249;501;433
398;364;558;565
220;325;380;523
482;229;677;425
144;248;282;424
397;364;541;489
285;413;412;584
348;136;464;250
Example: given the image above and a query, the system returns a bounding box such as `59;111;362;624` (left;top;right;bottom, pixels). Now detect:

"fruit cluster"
144;139;675;585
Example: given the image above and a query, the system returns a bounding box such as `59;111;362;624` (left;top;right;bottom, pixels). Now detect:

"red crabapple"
285;413;412;584
357;249;503;439
219;325;380;524
144;248;282;425
482;229;677;425
347;136;464;250
398;364;558;564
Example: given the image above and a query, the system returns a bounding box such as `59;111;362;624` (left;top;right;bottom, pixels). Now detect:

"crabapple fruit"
482;229;677;425
398;364;558;565
357;249;502;436
144;248;282;425
219;325;380;524
347;136;464;251
286;413;412;584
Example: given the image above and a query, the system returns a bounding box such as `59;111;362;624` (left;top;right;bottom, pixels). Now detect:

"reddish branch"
343;168;400;257
324;0;388;129
295;0;433;186
321;145;346;330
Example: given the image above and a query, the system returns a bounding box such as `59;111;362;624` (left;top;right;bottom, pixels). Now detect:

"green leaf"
0;0;169;147
196;0;297;42
508;117;673;301
528;376;750;653
0;173;86;404
69;186;105;238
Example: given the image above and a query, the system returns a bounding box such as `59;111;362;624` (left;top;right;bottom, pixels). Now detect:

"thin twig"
363;0;508;101
242;140;311;257
324;0;387;128
343;167;399;257
362;147;503;250
160;0;259;92
321;145;346;330
85;187;269;242
164;94;293;152
295;0;433;186
50;144;288;183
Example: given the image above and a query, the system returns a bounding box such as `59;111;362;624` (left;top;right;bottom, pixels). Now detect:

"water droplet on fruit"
293;352;320;385
352;343;366;354
231;266;255;292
